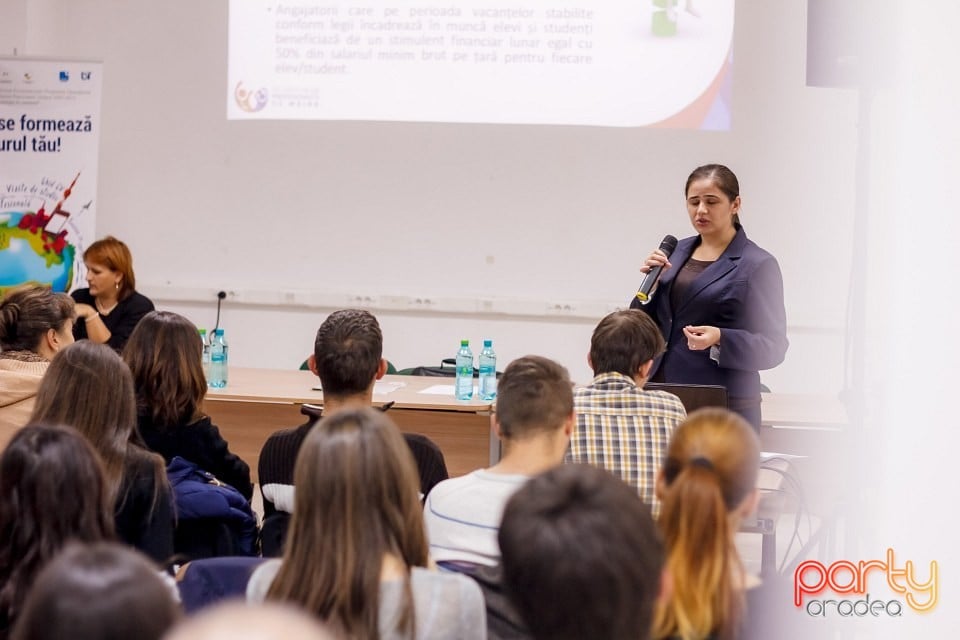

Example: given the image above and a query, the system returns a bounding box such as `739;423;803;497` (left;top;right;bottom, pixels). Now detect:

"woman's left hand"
683;325;721;350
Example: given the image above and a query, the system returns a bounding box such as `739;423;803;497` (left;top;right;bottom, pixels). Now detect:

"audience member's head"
310;309;385;398
0;284;75;358
268;407;427;638
588;309;665;379
83;235;137;300
164;602;336;640
31;341;166;507
499;464;665;640
0;424;114;629
654;408;760;640
123;310;207;427
11;542;179;640
494;355;573;447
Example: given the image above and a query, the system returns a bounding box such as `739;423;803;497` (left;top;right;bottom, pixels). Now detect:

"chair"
174;520;254;561
260;512;288;559
404;432;449;498
177;556;267;614
643;382;727;413
167;456;260;561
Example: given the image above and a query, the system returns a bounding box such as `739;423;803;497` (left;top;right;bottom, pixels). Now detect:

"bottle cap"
460;339;469;346
198;328;206;335
483;339;492;347
215;328;225;336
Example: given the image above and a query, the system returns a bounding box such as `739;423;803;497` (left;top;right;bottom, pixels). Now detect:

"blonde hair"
654;408;759;640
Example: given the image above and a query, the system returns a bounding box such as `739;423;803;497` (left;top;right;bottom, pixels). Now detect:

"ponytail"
654;458;745;640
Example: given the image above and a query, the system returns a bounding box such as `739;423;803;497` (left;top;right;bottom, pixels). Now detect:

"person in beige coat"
0;285;75;449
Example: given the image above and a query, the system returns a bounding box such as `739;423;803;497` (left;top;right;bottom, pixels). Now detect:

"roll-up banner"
0;57;103;294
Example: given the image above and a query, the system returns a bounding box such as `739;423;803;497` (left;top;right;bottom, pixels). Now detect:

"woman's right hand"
640;248;672;274
74;303;97;320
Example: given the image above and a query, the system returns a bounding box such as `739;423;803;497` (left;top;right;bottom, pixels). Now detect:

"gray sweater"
247;559;487;639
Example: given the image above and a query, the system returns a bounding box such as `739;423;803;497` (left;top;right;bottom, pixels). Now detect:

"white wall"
12;0;858;392
0;0;26;55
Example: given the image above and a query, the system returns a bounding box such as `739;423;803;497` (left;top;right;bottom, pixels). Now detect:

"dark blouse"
137;412;253;500
669;257;713;311
71;288;154;351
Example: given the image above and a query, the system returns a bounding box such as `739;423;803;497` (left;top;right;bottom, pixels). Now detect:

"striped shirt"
423;469;528;567
566;372;686;517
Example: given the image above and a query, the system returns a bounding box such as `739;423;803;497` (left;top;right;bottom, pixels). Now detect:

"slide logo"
234;82;268;113
794;548;938;617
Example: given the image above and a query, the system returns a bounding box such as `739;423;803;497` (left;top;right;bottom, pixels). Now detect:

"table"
204;369;494;481
204;368;849;482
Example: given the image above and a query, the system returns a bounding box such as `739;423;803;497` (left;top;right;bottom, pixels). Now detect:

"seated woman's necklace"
96;297;119;316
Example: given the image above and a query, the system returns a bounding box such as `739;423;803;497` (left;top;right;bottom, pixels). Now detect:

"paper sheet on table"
760;451;806;461
420;384;477;396
312;381;407;394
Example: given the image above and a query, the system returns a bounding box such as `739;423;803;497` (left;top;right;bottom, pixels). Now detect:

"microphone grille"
660;235;679;255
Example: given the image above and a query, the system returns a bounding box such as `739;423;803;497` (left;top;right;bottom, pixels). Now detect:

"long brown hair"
30;341;167;511
654;408;760;640
0;424;114;630
122;311;206;428
267;407;428;640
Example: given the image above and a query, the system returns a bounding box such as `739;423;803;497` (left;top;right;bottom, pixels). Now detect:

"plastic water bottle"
455;339;474;400
199;328;211;383
208;328;228;388
478;339;497;400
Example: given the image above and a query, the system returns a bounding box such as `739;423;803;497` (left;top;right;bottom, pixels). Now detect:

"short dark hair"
313;309;383;397
499;464;664;640
11;542;180;640
589;310;665;377
494;355;573;440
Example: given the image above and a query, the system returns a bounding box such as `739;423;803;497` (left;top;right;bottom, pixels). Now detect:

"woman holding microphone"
630;164;788;430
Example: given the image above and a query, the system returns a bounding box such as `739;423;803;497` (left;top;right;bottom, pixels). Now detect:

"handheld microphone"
635;235;678;303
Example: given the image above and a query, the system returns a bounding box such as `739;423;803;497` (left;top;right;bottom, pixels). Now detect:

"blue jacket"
167;456;258;556
631;226;788;401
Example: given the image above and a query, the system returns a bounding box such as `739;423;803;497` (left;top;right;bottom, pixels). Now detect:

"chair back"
643;382;727;413
403;432;449;498
177;556;266;614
